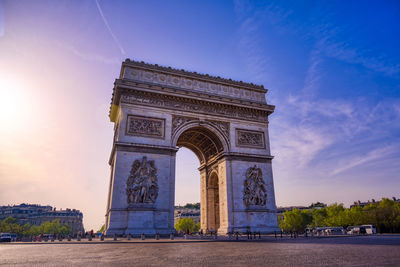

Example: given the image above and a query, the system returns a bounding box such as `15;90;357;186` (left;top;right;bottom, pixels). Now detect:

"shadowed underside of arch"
176;127;224;165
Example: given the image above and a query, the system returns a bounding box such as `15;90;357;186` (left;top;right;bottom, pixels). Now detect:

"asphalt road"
1;235;399;266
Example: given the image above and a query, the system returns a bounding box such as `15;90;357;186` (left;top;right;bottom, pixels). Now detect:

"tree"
183;203;200;209
324;203;346;227
309;208;327;228
193;222;200;233
279;209;312;232
175;218;197;234
97;224;105;233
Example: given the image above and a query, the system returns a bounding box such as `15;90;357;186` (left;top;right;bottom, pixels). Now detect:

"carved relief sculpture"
243;165;267;207
207;120;230;141
126;157;159;204
172;116;198;133
126;115;165;138
236;129;265;148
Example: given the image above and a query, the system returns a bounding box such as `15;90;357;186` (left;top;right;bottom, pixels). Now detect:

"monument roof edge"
121;59;267;93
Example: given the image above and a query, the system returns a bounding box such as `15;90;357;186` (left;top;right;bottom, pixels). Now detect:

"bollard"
184;234;188;239
214;232;218;240
280;231;283;238
253;232;256;240
141;233;145;240
235;232;239;240
77;235;81;241
127;233;131;240
156;233;159;240
100;234;104;241
200;232;203;239
228;232;232;240
88;235;92;241
68;235;71;241
170;233;174;240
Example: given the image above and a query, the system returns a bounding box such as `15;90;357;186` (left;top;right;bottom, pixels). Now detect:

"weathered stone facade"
105;59;279;235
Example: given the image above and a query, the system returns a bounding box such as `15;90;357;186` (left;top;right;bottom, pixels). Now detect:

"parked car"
325;227;345;235
0;233;12;242
10;233;17;242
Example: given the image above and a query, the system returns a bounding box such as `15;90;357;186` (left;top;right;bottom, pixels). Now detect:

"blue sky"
0;0;399;230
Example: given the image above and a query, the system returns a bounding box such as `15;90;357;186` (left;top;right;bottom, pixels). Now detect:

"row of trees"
0;217;72;236
175;203;200;209
175;218;200;234
278;198;400;233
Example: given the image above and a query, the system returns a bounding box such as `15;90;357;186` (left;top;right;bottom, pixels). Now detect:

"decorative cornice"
122;59;266;92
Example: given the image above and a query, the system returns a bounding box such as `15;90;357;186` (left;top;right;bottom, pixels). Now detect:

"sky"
0;0;399;231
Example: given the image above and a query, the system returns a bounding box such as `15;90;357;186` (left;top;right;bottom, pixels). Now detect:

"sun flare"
0;73;28;132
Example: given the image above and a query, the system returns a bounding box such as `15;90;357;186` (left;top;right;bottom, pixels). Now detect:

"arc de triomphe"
105;59;279;235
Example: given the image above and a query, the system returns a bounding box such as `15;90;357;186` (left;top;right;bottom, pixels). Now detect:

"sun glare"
0;73;28;132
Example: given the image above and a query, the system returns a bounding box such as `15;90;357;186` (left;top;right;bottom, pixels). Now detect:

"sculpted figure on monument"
243;165;267;207
126;157;159;204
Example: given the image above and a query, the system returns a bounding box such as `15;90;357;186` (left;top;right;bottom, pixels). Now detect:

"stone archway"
173;123;227;233
207;171;220;232
104;59;279;235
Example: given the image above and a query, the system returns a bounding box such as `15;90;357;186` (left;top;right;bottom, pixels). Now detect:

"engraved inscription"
236;129;265;148
126;115;165;138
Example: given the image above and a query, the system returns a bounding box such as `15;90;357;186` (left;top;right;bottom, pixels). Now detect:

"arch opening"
207;172;220;232
176;126;225;165
175;126;224;233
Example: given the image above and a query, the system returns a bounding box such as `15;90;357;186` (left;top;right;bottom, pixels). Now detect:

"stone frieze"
121;91;269;123
236;129;265;149
126;115;165;139
124;67;266;103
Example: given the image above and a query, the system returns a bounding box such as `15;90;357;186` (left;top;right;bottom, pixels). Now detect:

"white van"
362;225;376;234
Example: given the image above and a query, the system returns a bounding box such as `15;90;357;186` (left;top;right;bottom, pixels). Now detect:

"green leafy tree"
175;218;197;234
193;222;200;232
97;224;105;233
279;209;312;232
309;208;327;228
183;203;200;209
324;203;346;227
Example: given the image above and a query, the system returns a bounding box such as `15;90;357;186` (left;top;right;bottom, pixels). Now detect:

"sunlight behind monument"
175;148;200;206
104;59;279;235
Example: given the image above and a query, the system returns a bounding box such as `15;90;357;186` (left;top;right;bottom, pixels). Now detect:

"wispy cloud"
319;38;400;77
95;0;126;56
233;1;292;83
331;146;396;176
55;41;120;64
